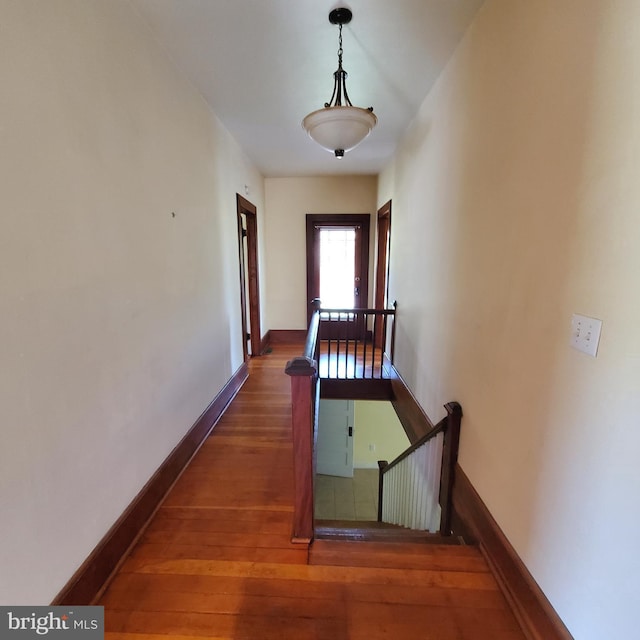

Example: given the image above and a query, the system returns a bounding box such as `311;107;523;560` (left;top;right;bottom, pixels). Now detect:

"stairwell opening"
314;399;408;523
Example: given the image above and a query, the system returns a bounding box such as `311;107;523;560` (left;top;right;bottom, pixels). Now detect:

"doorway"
306;214;370;337
236;194;262;361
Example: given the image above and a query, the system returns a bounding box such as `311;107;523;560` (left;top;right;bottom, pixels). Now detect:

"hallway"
99;343;525;639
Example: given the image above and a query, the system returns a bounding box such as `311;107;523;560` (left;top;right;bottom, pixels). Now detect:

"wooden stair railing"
315;299;397;380
378;401;462;535
284;300;321;544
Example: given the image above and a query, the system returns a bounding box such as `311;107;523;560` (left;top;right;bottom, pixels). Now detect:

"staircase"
286;303;463;543
378;401;461;535
309;539;483;572
315;520;466;544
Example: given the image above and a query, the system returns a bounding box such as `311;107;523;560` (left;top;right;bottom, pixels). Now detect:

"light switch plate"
570;313;602;357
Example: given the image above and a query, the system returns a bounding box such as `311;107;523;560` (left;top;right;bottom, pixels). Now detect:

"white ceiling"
130;0;485;177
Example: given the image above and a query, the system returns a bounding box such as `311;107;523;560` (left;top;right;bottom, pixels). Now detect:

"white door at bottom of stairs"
316;399;354;478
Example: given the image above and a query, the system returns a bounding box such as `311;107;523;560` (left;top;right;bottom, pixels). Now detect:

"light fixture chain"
338;23;343;65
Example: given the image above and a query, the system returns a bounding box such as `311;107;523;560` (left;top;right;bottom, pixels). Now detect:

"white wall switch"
570;313;602;357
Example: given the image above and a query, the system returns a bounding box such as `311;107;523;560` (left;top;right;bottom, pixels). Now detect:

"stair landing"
315;519;465;544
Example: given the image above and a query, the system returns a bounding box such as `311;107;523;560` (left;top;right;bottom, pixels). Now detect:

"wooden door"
306;214;370;339
316;399;354;478
236;195;262;360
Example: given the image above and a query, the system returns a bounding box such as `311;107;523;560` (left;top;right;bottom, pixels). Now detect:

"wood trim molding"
236;194;262;361
51;362;249;605
266;329;309;344
305;213;371;326
320;378;393;400
452;465;573;640
373;201;391;349
387;363;435;443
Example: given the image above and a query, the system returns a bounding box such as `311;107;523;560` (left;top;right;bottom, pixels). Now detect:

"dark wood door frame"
236;194;262;360
305;213;370;324
374;201;391;348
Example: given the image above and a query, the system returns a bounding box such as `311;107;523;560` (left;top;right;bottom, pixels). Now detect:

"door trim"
236;194;262;360
374;200;391;348
305;213;370;324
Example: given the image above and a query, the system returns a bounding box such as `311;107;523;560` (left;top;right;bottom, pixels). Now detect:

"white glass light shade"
302;105;377;155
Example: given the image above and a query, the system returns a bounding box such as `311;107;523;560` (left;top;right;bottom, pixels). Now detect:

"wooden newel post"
439;401;462;536
285;356;317;544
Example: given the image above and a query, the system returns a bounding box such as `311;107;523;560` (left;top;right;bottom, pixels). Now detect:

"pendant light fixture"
302;8;377;158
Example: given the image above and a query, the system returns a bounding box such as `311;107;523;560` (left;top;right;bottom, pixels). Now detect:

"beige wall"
264;176;377;330
0;0;264;604
354;401;409;469
379;1;640;638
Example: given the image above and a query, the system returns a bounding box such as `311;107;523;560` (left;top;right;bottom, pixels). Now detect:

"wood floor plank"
140;529;305;550
99;343;525;640
103;572;342;602
105;635;231;640
103;588;346;619
310;548;490;573
345;600;525;640
149;511;291;535
123;543;308;566
117;557;500;591
105;610;347;640
311;538;486;557
103;572;511;610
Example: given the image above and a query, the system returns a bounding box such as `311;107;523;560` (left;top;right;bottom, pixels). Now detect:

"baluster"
416;447;426;529
391;465;399;525
391;467;397;523
433;437;441;527
386;466;395;522
362;312;368;380
381;311;389;377
326;316;332;378
409;455;417;529
424;439;433;530
402;458;409;527
382;467;388;521
371;311;375;379
371;311;376;374
351;312;355;378
401;459;409;527
390;301;397;365
427;439;437;528
369;312;375;379
427;433;442;531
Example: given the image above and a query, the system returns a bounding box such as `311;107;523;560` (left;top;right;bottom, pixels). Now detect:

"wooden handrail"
303;298;322;361
381;417;448;474
319;308;397;316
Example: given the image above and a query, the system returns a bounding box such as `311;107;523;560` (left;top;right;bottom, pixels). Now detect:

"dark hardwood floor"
99;342;525;639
